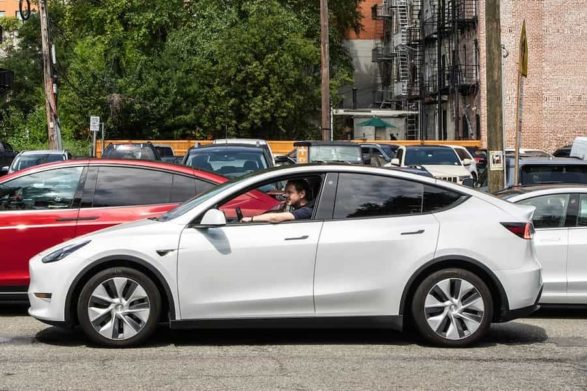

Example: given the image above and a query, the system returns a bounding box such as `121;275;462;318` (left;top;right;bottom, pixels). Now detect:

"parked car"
386;145;473;184
505;157;587;188
0;159;278;301
553;145;572;158
497;185;587;304
447;145;479;182
153;144;179;163
360;143;399;165
291;141;363;165
29;164;541;348
466;147;488;171
3;150;71;175
213;138;276;164
102;143;161;161
183;144;273;178
505;148;553;158
0;141;17;176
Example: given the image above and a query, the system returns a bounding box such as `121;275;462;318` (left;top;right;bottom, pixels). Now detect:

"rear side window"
334;173;423;219
423;185;465;212
170;175;215;203
93;167;173;207
518;194;570;228
521;165;587;185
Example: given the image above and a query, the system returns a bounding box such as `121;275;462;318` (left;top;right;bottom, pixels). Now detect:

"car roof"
496;184;587;200
508;157;587;165
403;145;452;149
187;144;267;153
17;150;67;155
293;141;359;147
0;158;228;183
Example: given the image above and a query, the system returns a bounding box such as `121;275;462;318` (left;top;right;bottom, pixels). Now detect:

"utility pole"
39;0;61;150
320;0;330;141
485;0;505;192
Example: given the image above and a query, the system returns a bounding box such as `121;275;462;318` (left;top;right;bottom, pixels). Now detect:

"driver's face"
284;184;305;207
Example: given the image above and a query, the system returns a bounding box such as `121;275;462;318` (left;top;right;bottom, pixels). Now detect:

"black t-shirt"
291;203;313;220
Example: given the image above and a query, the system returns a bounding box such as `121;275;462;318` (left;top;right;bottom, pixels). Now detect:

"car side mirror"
195;209;226;228
1;166;8;173
462;158;473;166
390;158;400;166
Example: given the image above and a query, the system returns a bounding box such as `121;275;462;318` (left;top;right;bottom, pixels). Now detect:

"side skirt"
169;316;403;332
0;286;28;304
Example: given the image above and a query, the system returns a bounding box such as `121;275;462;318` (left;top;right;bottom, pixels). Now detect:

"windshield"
404;148;461;166
185;149;268;178
310;146;361;163
11;154;65;171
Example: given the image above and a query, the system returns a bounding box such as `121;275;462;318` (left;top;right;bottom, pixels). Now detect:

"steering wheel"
235;207;243;222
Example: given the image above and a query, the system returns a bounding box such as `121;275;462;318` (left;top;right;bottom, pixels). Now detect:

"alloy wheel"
87;277;151;341
423;278;485;340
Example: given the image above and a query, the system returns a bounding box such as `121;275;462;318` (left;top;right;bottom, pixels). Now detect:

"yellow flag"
519;20;528;77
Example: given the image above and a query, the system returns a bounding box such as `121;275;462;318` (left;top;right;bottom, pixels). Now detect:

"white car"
499;185;587;304
447;145;479;182
29;165;542;348
386;145;473;184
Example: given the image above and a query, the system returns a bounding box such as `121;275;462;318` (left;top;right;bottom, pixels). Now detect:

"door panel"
177;221;322;319
314;215;439;315
532;229;569;302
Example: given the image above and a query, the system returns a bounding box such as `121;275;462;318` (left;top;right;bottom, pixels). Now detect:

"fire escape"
392;0;422;139
371;1;394;108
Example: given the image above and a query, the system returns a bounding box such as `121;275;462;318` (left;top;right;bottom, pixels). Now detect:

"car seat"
243;160;258;171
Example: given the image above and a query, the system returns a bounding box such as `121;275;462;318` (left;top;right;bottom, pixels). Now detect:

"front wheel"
77;267;161;348
411;268;493;347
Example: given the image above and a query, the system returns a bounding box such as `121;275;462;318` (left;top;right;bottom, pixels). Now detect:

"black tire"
411;268;493;347
77;267;161;348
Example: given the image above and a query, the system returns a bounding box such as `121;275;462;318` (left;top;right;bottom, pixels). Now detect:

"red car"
0;159;278;301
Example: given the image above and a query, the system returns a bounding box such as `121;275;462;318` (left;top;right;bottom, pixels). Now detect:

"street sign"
90;116;100;132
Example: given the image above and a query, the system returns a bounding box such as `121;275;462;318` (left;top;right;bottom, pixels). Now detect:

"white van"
570;136;587;160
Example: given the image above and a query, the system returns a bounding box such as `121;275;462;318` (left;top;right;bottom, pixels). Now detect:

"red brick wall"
0;0;24;18
345;0;383;40
481;0;587;152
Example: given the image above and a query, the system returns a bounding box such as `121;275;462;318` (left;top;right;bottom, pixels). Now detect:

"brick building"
345;0;587;151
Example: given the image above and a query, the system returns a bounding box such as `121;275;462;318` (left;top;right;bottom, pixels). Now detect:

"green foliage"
1;0;363;142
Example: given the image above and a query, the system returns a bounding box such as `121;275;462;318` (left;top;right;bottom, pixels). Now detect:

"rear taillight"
501;222;534;240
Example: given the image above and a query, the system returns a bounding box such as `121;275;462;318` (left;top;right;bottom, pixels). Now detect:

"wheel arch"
399;255;510;323
64;255;176;326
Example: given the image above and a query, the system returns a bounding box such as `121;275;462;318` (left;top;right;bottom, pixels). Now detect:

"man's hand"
241;216;253;223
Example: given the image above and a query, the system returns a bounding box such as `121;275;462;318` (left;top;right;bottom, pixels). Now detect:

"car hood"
421;165;470;177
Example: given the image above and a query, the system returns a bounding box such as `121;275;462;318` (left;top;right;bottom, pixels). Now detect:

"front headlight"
42;240;91;264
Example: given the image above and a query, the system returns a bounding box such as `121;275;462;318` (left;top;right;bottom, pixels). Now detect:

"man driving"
241;179;312;223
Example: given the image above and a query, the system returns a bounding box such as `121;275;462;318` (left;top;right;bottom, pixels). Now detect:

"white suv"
29;165;542;348
386;145;473;184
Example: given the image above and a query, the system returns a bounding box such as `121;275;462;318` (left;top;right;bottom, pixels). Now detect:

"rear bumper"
497;286;542;322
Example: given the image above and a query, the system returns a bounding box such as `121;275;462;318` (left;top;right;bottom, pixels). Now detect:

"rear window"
103;145;157;161
520;165;587;185
11;154;65;171
310;146;361;163
185;150;268;178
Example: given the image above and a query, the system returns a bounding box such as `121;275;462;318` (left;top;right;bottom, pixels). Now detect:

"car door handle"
284;235;309;241
401;229;425;235
56;216;99;222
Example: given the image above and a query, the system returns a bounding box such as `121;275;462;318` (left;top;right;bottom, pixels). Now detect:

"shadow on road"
34;321;548;349
0;304;29;317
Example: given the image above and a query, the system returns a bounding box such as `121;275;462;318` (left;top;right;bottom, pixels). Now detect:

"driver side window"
218;176;323;224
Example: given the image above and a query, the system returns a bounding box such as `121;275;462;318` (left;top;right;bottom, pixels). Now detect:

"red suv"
0;159;277;301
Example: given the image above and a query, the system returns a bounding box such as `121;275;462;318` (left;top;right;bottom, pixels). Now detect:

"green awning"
359;117;396;128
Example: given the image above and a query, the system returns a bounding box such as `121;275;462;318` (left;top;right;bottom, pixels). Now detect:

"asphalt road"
0;306;586;390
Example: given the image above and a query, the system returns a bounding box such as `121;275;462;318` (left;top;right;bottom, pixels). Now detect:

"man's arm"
242;212;295;223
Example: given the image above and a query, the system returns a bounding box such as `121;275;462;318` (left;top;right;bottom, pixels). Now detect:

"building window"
0;11;6;18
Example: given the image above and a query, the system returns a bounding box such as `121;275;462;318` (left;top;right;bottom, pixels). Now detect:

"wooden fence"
96;139;482;158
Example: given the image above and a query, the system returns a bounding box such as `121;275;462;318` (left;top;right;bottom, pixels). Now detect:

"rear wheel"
77;267;161;347
411;268;493;347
